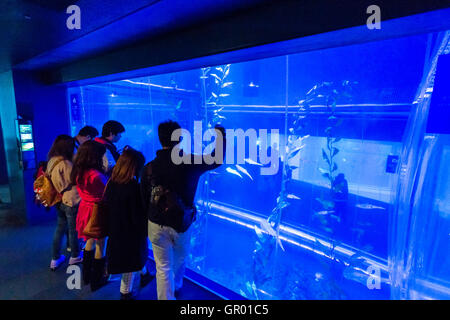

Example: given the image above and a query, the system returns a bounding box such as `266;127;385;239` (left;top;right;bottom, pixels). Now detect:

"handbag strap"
46;158;65;178
100;179;111;202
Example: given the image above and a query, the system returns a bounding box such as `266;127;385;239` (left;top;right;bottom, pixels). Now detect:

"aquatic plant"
200;64;232;127
242;90;313;299
307;81;358;298
188;64;233;272
309;81;356;235
244;81;358;300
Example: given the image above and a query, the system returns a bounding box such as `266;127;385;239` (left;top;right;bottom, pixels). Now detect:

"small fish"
315;272;324;282
226;167;243;179
356;204;386;210
316;210;334;216
288;145;305;157
329;215;341;223
235;165;253;180
286;194;301;200
244;158;263;166
306;85;317;96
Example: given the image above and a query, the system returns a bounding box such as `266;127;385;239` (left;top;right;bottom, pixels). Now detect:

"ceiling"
2;0;450;77
21;0;81;12
0;0;269;73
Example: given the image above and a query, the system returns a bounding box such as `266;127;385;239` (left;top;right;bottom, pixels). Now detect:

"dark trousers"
52;203;80;259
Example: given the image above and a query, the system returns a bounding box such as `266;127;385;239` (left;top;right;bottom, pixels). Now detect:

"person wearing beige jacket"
47;135;82;270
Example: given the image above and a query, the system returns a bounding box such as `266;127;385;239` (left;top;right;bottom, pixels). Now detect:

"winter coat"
141;147;224;233
104;179;148;274
75;169;108;240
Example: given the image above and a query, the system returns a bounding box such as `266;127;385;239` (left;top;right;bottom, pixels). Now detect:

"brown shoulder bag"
83;180;110;239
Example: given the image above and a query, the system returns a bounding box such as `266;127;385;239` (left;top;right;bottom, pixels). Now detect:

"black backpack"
145;161;196;233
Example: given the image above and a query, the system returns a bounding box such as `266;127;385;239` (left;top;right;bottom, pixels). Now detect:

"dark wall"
12;70;70;224
13;71;70;163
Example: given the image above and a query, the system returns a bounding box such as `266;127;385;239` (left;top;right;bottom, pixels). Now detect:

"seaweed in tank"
312;81;355;236
242;83;313;299
244;81;358;300
188;64;233;272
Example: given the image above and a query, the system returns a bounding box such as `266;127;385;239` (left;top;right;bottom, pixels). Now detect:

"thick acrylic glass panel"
406;135;450;299
68;33;436;299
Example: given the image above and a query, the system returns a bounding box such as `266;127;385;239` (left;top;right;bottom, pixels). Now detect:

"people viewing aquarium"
66;31;450;300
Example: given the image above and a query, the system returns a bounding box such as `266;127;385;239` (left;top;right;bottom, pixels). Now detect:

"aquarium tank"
67;30;450;300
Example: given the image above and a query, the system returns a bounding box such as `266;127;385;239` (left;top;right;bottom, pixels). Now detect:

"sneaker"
50;255;66;271
69;256;83;265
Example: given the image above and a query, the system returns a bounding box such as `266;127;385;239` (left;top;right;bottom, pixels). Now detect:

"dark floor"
0;219;221;300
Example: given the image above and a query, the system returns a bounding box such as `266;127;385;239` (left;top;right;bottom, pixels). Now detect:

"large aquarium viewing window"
67;31;450;300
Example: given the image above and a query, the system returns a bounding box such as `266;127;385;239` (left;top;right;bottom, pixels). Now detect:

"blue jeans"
52;203;80;259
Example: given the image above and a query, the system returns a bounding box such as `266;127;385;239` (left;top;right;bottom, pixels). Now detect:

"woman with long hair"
104;146;151;299
48;134;82;270
71;140;109;291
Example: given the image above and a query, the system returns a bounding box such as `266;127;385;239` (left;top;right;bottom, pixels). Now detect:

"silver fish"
226;167;243;179
289;145;305;155
288;145;305;159
356;204;386;210
316;210;334;215
244;158;263;166
286;194;301;200
235;165;253;180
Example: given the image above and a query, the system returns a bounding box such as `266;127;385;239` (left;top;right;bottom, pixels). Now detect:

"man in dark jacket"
141;120;225;300
95;120;125;173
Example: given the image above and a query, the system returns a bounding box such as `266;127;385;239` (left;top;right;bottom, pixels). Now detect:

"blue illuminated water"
67;32;450;299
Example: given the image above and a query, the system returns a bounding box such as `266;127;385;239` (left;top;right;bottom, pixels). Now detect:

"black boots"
90;257;109;292
83;251;109;291
82;250;95;285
